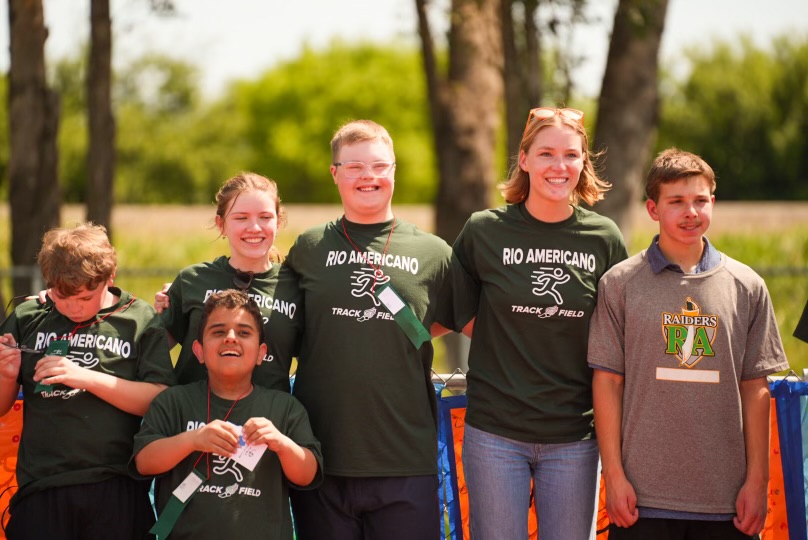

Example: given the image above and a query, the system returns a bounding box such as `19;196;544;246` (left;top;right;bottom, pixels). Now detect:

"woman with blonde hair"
448;108;628;538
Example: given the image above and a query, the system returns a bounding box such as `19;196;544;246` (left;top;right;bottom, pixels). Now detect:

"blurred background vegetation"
0;33;800;205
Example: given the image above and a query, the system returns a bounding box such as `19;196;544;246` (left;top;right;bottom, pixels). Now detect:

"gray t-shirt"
588;250;789;514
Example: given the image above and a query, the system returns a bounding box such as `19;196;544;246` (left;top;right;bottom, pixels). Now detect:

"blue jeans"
463;424;599;540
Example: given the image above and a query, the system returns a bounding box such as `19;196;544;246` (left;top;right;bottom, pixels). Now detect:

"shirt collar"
646;235;720;274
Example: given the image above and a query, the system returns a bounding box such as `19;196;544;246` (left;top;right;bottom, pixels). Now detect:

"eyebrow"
206;322;257;332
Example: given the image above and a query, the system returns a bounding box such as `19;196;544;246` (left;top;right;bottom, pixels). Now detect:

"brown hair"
645;148;716;203
37;223;117;297
498;110;610;206
330;120;394;163
216;172;286;262
197;289;264;344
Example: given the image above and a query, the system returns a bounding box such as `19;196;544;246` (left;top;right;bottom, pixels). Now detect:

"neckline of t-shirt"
223;257;276;279
517;202;579;228
339;215;397;233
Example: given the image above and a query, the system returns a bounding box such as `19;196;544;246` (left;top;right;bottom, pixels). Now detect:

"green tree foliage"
53;52;249;205
658;34;808;200
48;42;432;205
231;41;434;203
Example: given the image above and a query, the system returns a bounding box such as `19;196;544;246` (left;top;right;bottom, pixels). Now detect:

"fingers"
242;418;279;445
198;421;240;455
608;499;638;528
153;284;172;313
733;505;765;535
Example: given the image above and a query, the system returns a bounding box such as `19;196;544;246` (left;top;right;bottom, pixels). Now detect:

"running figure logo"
350;267;390;307
531;267;570;304
213;455;244;482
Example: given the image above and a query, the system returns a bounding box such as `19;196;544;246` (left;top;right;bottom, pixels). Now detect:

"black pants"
290;474;440;540
609;518;759;540
6;476;155;540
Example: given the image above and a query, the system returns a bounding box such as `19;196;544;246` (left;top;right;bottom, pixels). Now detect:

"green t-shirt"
450;204;627;442
285;217;452;476
0;288;176;507
161;256;302;391
133;381;323;540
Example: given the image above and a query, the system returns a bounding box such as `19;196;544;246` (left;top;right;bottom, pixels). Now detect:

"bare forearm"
277;445;318;486
83;373;166;415
740;377;771;484
0;377;20;417
135;432;198;476
593;370;626;480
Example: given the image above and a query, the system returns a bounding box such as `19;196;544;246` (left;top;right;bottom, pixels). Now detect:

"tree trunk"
416;0;503;370
86;0;115;235
8;0;60;298
592;0;668;240
502;0;542;160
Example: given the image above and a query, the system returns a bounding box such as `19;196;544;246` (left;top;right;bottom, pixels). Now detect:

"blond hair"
330;120;394;163
498;111;610;206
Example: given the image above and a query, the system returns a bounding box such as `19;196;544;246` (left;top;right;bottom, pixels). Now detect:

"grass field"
1;202;806;374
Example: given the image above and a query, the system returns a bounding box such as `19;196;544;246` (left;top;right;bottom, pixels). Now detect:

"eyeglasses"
0;342;43;354
523;107;585;136
333;161;396;179
232;270;254;291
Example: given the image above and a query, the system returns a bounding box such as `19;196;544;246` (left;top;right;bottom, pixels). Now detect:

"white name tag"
173;470;205;503
377;286;405;315
656;367;720;383
230;424;267;472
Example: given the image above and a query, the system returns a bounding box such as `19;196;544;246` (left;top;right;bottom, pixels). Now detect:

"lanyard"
341;216;396;293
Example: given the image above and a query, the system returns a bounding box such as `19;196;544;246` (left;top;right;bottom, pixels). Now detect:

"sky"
0;0;806;99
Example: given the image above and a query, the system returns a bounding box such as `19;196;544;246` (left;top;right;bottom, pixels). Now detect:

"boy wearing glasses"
133;290;322;539
589;149;788;539
0;223;175;539
285;120;452;540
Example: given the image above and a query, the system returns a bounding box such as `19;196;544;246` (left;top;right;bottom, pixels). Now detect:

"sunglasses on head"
232;270;254;291
523;107;585;136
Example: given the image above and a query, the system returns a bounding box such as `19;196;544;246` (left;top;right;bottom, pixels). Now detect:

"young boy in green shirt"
0;223;176;539
133;289;322;539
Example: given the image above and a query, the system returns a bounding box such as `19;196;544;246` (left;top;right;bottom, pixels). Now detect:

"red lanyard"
193;383;252;480
341;217;396;293
66;296;136;340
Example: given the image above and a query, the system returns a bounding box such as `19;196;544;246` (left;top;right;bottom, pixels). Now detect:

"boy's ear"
256;343;267;366
330;165;338;184
192;340;205;365
646;199;660;222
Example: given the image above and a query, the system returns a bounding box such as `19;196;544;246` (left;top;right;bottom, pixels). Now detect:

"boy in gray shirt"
588;148;789;539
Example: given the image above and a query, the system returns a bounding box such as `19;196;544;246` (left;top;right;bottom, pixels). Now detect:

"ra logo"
661;297;718;368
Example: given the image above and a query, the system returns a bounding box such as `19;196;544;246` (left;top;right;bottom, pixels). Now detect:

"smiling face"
331;138;395;224
216;189;278;271
192;306;267;381
646;175;715;250
519;124;584;217
50;280;113;322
